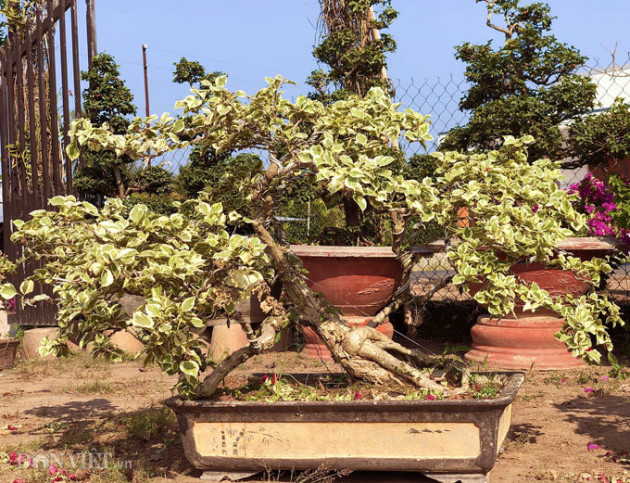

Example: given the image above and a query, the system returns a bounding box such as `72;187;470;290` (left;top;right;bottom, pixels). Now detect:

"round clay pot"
465;315;585;370
290;245;401;316
465;236;625;370
0;338;20;369
290;245;401;359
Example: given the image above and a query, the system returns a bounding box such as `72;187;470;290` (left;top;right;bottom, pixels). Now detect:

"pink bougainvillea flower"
8;451;17;462
584;387;594;393
427;394;436;400
601;375;608;381
353;391;362;400
561;377;568;383
587;442;601;450
48;463;59;475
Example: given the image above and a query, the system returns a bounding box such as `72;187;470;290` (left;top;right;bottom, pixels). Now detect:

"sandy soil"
0;348;629;483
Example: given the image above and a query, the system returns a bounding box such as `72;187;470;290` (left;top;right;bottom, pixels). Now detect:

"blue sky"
85;1;629;119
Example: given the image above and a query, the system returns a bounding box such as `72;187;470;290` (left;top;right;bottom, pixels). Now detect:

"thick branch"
199;315;284;397
483;0;518;39
368;250;414;327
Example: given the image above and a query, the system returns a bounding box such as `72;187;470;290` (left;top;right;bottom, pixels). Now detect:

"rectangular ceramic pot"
166;372;524;482
0;338;19;370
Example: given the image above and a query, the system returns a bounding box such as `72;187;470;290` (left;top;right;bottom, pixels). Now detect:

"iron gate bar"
36;6;51;204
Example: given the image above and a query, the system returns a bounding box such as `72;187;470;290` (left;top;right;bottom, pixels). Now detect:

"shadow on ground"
555;393;630;457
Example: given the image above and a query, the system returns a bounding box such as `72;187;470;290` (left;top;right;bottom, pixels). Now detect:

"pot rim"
556;236;627;251
165;372;524;411
290;245;398;258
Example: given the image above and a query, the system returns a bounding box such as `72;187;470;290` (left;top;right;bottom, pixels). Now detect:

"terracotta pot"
290;245;401;359
0;338;20;370
466;316;586;370
465;237;625;370
166;372;524;483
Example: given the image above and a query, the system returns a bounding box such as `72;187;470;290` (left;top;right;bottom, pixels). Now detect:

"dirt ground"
1;345;629;483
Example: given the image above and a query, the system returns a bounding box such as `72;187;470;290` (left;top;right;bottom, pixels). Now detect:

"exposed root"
336;326;447;393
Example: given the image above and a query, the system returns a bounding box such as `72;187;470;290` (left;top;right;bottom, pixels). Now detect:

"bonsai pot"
290;245;401;359
0;338;20;370
166;372;524;483
466;237;625;370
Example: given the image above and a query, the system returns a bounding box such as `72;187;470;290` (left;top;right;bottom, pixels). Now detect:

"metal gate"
0;0;96;326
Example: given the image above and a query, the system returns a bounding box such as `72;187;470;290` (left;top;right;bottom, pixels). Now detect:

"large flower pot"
290;245;401;360
166;372;524;483
466;237;625;370
0;338;20;370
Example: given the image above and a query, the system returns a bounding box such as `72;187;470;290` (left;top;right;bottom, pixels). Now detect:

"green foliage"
172;56;225;88
81;53;136;134
73;52;137;199
442;0;597;163
307;0;398;102
0;76;623;396
609;174;630;232
568;99;630;169
0;0;43;45
178;151;263;216
8;194;270;397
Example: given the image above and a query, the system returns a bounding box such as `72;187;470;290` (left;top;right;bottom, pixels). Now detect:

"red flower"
427;394;436;400
6;424;17;431
353;391;362;400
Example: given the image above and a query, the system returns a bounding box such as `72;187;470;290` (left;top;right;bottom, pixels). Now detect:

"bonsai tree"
172;56;225;88
74;53;137;200
441;0;597;164
1;77;624;399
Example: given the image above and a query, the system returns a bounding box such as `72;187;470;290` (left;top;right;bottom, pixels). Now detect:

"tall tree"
441;0;597;164
74;53;137;200
307;0;398;103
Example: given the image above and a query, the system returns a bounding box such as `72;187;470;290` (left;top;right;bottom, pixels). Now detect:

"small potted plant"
0;331;19;371
0;77;623;481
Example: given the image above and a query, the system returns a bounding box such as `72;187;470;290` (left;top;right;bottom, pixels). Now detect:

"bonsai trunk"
342;194;361;228
113;165;126;200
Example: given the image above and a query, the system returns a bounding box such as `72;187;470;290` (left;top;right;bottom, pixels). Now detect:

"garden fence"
0;0;96;326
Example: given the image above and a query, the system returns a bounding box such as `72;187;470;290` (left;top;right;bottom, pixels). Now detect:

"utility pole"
86;0;97;62
142;44;150;117
142;44;151;167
